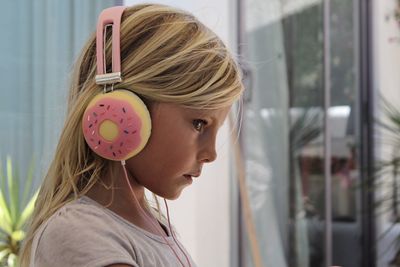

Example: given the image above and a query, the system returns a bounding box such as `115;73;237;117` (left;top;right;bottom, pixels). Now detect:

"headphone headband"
95;6;127;85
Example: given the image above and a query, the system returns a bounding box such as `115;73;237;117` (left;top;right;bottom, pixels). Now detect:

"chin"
167;193;181;200
155;189;183;200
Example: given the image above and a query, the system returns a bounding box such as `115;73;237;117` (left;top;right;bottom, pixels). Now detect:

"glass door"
238;0;363;266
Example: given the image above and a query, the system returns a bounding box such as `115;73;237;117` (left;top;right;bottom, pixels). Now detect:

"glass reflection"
241;0;360;266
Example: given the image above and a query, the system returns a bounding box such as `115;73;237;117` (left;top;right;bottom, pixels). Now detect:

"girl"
19;3;243;267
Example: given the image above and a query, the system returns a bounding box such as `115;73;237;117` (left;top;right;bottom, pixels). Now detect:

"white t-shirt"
30;195;196;267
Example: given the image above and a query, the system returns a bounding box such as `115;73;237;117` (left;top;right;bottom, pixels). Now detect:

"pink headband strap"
95;6;127;85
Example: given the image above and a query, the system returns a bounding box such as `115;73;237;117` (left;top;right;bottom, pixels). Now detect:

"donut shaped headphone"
82;6;151;161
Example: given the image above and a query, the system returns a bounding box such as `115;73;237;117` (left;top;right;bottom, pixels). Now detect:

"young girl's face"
126;102;231;199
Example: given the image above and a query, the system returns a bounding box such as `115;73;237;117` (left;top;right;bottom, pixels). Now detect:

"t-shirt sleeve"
32;207;139;267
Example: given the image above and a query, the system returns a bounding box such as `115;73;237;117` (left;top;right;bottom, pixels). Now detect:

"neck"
85;162;167;236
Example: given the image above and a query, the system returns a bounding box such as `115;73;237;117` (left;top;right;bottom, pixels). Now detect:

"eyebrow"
185;108;226;127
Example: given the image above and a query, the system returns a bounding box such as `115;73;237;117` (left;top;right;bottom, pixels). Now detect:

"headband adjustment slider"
95;72;122;85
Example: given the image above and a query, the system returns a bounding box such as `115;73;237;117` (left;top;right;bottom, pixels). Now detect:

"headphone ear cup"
82;89;152;161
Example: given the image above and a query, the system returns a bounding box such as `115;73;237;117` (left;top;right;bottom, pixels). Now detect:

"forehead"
183;104;230;113
151;103;231;125
182;105;231;118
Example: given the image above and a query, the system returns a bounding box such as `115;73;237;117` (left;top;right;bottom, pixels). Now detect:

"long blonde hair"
19;4;243;266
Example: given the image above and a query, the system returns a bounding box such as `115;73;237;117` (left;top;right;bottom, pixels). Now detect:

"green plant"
0;156;38;267
375;97;400;218
373;96;400;266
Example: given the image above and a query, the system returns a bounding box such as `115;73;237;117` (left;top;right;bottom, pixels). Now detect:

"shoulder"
32;198;139;267
38;198;118;242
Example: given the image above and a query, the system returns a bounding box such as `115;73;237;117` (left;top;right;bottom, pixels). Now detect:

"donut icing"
82;90;151;161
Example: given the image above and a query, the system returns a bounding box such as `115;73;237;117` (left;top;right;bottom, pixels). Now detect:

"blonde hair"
19;4;243;266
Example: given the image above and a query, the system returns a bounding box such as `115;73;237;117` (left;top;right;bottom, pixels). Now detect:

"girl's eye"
193;119;207;132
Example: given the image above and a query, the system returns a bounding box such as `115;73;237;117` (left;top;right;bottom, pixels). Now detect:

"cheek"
151;125;197;153
127;122;198;176
148;142;194;174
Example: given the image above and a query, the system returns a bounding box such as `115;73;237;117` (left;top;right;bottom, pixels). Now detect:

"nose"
198;134;217;163
200;149;217;163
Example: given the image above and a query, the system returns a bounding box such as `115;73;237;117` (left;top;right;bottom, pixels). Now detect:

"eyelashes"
192;119;208;132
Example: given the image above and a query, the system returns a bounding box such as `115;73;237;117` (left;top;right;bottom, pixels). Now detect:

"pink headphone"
81;6;192;267
82;6;151;161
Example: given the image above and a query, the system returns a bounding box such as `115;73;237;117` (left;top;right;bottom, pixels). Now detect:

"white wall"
123;1;235;267
373;0;400;266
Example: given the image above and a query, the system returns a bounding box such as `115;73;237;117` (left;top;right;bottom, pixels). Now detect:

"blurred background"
1;0;400;267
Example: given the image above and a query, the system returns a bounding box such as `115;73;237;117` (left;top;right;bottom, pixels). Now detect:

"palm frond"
0;155;38;267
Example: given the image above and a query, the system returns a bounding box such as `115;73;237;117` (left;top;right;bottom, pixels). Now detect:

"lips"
183;169;201;182
183;175;193;184
184;172;201;178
